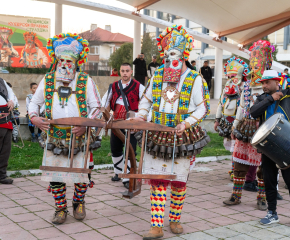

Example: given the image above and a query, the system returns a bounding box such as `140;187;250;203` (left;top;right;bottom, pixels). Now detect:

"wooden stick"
40;166;91;174
138;131;146;174
119;173;176;180
123;132;131;174
70;134;76;168
84;127;91;170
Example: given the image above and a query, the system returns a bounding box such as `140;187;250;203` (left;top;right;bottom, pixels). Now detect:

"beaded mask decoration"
249;40;275;88
46;33;89;82
157;25;193;83
224;56;249;96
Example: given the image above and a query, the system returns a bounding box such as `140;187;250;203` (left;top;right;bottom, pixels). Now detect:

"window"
89;46;99;55
110;46;114;56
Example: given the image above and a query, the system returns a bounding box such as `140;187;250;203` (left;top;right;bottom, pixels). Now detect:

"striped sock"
150;185;167;228
73;183;88;202
257;178;266;200
169;186;186;223
232;177;245;199
50;183;67;210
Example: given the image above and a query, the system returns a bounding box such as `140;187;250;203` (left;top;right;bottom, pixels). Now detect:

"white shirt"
0;79;14;106
29;72;102;120
137;68;208;126
102;79;145;108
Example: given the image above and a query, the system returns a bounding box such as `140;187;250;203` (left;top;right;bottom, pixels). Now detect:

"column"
133;20;141;72
55;3;63;35
214;47;223;99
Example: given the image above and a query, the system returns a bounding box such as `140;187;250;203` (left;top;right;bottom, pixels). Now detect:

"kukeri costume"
20;32;48;68
29;33;102;224
136;25;210;239
223;40;275;210
0;27;19;67
215;56;249;179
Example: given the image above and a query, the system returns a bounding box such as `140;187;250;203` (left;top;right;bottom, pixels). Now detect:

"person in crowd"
284;68;289;76
6;82;20;143
110;68;119;76
102;63;145;189
26;82;41;142
0;77;14;184
147;54;160;78
200;60;212;91
250;70;290;225
191;60;197;71
133;53;147;85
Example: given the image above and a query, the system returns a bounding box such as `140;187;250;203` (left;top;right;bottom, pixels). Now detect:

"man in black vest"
250;70;290;225
0;78;14;184
102;63;145;188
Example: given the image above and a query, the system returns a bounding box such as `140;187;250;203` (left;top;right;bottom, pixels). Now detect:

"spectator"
147;55;160;78
200;60;213;91
133;53;147;85
191;60;197;71
284;68;289;76
0;77;14;184
110;68;119;77
6;82;20;143
26;82;41;142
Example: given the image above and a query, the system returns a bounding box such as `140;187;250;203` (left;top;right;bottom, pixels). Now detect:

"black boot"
123;181;129;189
243;181;257;192
0;177;13;184
111;174;121;182
277;192;283;200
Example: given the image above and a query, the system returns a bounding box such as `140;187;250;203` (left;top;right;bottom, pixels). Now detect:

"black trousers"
110;130;137;158
134;75;146;86
206;78;211;92
262;154;290;212
0;128;12;180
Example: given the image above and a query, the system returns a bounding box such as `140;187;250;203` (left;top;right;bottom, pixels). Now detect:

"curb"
6;155;232;177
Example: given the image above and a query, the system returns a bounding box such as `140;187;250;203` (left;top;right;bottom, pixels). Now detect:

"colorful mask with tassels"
224;56;249;96
46;33;89;83
249;40;274;88
157;25;193;83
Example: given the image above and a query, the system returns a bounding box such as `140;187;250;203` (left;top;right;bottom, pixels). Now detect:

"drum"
251;113;290;169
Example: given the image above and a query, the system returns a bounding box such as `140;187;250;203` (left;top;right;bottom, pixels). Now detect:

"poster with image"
0;14;51;68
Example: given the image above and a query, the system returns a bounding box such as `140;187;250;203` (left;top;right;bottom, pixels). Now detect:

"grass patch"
8;133;230;171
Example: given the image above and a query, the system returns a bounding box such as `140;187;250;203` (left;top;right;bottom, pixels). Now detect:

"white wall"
99;44;114;60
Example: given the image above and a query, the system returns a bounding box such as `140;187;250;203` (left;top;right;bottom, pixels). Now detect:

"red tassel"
47;185;51;193
89;181;95;188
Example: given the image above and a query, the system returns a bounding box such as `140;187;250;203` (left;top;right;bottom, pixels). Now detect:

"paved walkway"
1;160;290;240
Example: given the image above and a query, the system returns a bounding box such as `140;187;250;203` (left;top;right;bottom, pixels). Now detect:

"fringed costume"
29;33;102;224
136;25;210;239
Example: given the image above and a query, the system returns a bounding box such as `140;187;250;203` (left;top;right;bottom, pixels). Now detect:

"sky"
0;0;138;38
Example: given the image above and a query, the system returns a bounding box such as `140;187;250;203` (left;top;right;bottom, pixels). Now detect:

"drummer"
250;69;290;225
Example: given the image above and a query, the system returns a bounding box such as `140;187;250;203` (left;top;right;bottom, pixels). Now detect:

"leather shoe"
0;177;13;184
277;192;283;200
142;227;164;240
123;181;129;189
170;222;183;234
111;174;121;182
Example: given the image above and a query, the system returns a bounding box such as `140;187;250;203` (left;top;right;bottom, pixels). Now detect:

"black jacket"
200;66;212;81
250;89;290;126
133;58;147;77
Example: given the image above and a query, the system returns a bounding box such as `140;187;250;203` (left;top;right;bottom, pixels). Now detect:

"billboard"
0;14;51;68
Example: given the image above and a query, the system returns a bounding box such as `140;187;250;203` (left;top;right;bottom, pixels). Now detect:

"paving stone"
226;222;261;233
30;227;68;239
56;221;92;234
180;232;218;240
8;212;40;223
267;224;290;235
85;218;117;229
247;229;285;240
108;213;140;224
70;230;109;240
18;219;52;230
0;230;37;240
225;234;259;240
206;215;240;226
98;225;133;238
204;226;240;238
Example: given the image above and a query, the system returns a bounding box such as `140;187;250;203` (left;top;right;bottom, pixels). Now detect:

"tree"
109;42;133;72
141;32;162;67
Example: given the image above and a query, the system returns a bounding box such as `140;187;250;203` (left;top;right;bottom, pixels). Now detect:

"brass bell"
179;144;187;157
62;148;69;156
159;145;166;158
47;143;55;151
152;144;160;157
53;147;63;155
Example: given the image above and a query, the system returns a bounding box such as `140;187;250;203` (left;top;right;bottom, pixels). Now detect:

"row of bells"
38;136;102;156
134;131;211;159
